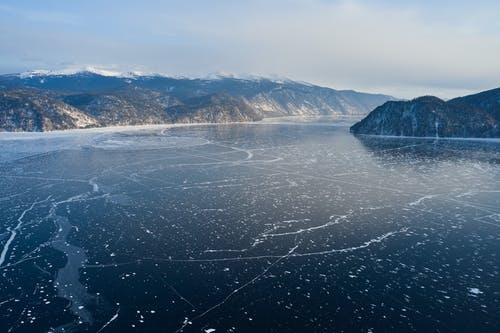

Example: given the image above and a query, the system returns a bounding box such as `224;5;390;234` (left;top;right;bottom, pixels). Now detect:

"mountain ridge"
0;71;395;132
350;88;500;138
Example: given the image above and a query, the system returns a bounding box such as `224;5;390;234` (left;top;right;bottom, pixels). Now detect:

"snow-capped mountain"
0;71;394;131
18;67;140;79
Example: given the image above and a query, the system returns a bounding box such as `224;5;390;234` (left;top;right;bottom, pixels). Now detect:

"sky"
1;0;499;99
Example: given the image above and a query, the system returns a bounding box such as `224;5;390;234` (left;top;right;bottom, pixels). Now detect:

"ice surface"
0;120;499;332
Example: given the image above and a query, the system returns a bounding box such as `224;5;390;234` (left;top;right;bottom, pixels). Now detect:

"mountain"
0;71;394;131
0;89;97;131
166;93;262;123
350;88;500;138
62;86;181;126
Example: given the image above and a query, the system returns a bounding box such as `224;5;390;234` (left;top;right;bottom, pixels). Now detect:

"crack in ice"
173;244;299;333
0;196;51;266
96;308;119;333
84;228;406;268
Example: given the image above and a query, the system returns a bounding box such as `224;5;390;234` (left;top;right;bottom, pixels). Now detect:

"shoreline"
2;116;498;143
0;115;359;139
353;133;500;143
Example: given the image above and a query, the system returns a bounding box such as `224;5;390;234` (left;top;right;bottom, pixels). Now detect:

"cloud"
1;0;499;98
163;0;500;98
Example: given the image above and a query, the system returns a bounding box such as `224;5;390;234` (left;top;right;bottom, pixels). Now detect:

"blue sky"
1;0;499;98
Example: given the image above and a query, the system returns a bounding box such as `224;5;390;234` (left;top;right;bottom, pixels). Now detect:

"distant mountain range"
350;88;500;138
0;70;393;131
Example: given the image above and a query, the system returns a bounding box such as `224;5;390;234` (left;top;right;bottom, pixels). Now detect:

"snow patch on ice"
467;287;483;296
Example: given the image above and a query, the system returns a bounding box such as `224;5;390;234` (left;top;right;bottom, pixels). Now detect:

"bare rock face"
351;89;500;138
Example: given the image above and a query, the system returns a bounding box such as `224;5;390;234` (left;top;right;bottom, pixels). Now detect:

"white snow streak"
96;308;119;333
0;196;51;266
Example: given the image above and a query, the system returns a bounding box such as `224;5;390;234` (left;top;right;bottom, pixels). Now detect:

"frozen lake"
0;120;499;332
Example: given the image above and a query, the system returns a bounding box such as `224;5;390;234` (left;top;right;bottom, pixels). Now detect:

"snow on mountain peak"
18;66;145;79
16;67;297;85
